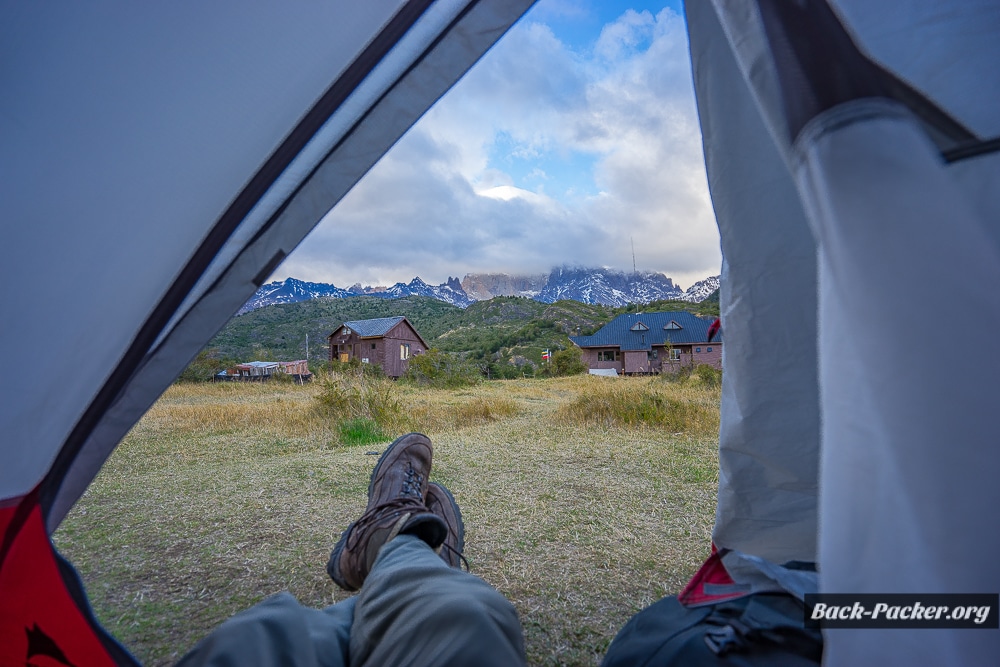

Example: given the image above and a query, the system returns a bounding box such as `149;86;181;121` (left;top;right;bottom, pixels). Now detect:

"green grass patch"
337;418;387;446
315;369;405;443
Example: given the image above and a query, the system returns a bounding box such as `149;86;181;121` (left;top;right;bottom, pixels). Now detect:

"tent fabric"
0;0;537;531
3;0;413;505
801;101;1000;666
686;0;821;567
687;0;1000;664
0;495;133;665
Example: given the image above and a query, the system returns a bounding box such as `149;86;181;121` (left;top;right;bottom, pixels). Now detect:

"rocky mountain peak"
240;267;719;314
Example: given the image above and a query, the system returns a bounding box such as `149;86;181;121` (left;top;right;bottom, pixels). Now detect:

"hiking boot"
327;433;447;591
426;482;469;570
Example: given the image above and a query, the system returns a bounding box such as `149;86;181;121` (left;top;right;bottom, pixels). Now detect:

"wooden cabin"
328;316;428;378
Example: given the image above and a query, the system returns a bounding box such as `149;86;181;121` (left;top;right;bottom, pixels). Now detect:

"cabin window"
696;347;701;353
598;350;619;362
707;347;713;352
371;343;377;349
647;350;658;360
400;344;410;360
669;348;681;361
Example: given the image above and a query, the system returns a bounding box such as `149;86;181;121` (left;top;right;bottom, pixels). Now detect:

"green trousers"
177;535;526;667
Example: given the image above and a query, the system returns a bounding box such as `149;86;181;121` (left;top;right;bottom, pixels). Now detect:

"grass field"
54;374;720;666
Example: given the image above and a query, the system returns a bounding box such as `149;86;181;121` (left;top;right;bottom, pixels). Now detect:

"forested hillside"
195;291;719;379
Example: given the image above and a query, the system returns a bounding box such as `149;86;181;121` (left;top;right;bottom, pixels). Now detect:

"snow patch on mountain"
680;275;720;302
376;276;473;307
240;276;471;313
238;278;352;314
535;267;684;307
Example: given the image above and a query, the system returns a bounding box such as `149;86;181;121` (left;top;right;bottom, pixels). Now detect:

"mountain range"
239;268;719;314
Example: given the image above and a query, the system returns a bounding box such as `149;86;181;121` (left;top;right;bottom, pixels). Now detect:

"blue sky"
277;0;720;291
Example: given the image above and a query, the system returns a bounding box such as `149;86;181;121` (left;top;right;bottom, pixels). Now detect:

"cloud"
277;2;720;291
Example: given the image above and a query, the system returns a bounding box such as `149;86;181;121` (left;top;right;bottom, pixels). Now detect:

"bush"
177;348;235;383
693;364;722;388
328;357;386;378
404;349;481;388
479;359;529;380
315;369;403;443
659;363;693;384
661;363;722;388
541;348;587;377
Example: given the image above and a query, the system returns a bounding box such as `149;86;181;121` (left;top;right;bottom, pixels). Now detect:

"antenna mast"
631;236;636;274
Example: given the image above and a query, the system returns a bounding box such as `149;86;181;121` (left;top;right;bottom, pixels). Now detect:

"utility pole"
631;236;638;313
305;333;309;361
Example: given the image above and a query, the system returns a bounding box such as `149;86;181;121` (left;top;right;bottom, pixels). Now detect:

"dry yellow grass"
555;376;720;435
54;376;720;666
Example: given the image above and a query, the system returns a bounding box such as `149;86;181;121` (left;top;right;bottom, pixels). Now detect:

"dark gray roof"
570;311;721;351
339;316;406;338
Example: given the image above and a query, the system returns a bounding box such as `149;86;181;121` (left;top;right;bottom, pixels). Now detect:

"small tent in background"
2;1;998;665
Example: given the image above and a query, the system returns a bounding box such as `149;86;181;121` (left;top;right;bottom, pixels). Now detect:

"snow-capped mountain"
535;267;684;307
240;276;472;313
237;278;353;314
239;268;718;313
377;277;472;307
680;275;720;303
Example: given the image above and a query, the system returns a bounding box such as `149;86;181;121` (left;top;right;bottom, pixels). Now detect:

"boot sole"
327;521;358;591
430;482;465;555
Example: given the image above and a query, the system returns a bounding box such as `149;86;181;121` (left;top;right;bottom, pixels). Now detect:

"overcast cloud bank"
276;3;720;292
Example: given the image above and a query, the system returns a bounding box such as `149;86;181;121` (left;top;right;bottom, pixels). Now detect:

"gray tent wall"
687;1;1000;664
1;1;536;533
687;2;821;570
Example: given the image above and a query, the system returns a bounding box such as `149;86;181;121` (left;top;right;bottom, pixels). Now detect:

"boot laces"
399;462;424;498
346;496;427;549
439;541;471;571
346;463;427;550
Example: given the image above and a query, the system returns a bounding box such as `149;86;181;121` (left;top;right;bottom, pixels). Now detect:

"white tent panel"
690;0;1000;663
795;102;1000;665
0;1;409;500
687;0;821;567
830;0;1000;137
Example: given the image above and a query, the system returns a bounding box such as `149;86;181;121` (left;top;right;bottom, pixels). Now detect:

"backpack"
602;593;822;666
